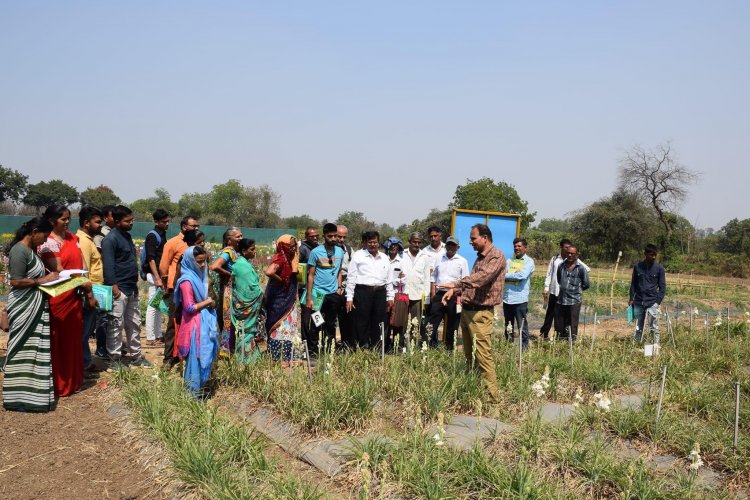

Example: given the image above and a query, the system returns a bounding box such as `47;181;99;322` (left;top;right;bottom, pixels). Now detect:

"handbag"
390;281;410;328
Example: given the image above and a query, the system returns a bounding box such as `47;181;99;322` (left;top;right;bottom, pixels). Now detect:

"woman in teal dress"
231;238;262;364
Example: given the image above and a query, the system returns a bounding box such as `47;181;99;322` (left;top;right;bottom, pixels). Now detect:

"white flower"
688;443;704;471
714;317;723;327
421;341;428;353
422;355;427;364
694;307;700;315
531;381;546;398
593;392;612;412
432;433;444;446
402;347;407;354
410;317;419;327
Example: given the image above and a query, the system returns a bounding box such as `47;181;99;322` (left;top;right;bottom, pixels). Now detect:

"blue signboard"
450;210;521;268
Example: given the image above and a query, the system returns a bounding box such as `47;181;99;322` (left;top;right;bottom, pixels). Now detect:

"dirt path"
0;333;165;500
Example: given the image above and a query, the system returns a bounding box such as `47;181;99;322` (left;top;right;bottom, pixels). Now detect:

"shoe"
130;356;153;368
93;349;108;359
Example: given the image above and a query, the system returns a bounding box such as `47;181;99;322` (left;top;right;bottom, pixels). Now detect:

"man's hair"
645;243;658;254
79;206;102;226
363;230;380;242
323;223;338;234
101;205;115;218
409;231;422;242
336;224;348;231
305;226;318;236
513;237;527;246
472;224;492;242
559;238;572;247
152;208;170;221
112;205;133;223
180;216;198;228
427;225;442;235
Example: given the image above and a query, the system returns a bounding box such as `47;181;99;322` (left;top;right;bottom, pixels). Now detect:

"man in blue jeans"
629;243;667;345
306;223;344;355
503;237;535;350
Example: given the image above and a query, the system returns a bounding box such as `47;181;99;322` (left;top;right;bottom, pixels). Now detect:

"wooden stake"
380;322;385;361
705;313;710;346
590;312;597;352
567;325;574;370
518;318;524;373
734;381;741;452
655;365;668;429
727;307;731;340
666;309;676;349
610;251;622;315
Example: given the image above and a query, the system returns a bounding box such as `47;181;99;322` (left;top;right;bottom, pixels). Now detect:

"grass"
111;369;325;499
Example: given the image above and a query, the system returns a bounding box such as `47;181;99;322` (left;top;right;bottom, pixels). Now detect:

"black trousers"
309;292;344;355
427;291;461;349
338;303;355;349
353;285;387;348
163;292;177;366
539;293;558;337
503;302;529;347
555;303;582;340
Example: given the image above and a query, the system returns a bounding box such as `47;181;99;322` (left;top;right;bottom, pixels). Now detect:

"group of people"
2;201;668;410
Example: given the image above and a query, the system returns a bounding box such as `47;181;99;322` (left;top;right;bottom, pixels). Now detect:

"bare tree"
617;142;699;241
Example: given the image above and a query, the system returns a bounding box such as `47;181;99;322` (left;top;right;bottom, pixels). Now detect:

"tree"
79;184;121;207
284;214;321;231
397;208;452;241
0;165;28;204
178;192;211;219
618;142;699;241
335;211;377;243
450;177;536;230
130;188;178;220
569;189;658;262
23;179;79;210
718;218;750;256
535;218;570;233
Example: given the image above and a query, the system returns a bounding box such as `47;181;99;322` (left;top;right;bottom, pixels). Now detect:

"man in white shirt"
346;231;395;349
540;238;590;339
428;236;469;349
424;224;447;268
399;232;433;343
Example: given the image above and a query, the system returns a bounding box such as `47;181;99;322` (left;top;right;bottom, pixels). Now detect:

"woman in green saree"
231;238;262;364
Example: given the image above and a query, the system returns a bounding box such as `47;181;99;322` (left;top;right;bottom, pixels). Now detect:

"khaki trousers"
460;308;498;400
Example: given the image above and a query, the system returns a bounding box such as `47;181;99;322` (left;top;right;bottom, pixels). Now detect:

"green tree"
178;192;211;219
79;184;121;207
335;211;377;243
23;179;79;210
568;189;658;263
535;218;570;233
206;180;282;227
284;214;320;231
450;177;536;230
130;188;178;221
0;165;29;203
718;218;750;256
397;208;452;241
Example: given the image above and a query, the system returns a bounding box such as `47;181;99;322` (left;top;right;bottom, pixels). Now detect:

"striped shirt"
456;244;507;307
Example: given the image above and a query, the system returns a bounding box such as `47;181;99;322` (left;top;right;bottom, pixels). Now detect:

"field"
104;267;750;499
2;261;750;498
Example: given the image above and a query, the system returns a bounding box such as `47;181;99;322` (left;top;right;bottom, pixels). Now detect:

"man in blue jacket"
629;244;667;345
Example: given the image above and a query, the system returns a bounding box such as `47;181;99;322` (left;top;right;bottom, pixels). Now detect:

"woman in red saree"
39;205;92;397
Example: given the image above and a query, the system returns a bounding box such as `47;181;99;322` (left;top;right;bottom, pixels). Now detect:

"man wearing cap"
441;224;506;401
503;237;535;350
428;236;469;349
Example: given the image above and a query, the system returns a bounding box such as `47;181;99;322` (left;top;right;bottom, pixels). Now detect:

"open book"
42;269;88;286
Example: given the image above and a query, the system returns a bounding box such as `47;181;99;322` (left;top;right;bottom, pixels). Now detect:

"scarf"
271;234;298;287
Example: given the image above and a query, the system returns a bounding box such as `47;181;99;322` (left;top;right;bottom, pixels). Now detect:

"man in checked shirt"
441;224;506;401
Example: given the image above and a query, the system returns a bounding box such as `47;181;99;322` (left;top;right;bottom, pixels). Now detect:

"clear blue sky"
1;1;748;230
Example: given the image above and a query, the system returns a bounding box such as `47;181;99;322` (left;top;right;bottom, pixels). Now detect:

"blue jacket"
629;261;666;307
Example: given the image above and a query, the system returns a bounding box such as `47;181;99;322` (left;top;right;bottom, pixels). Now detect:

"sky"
1;1;748;230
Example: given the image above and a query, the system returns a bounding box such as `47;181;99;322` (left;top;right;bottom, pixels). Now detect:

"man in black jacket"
629;244;667;345
102;205;152;367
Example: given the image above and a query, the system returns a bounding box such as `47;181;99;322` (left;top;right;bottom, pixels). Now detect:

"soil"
0;333;166;500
